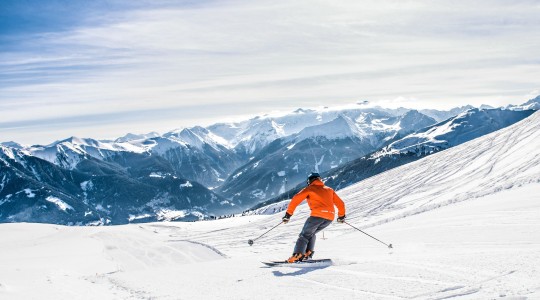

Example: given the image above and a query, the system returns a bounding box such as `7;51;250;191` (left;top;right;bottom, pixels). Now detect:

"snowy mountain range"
1;95;538;224
2;109;537;299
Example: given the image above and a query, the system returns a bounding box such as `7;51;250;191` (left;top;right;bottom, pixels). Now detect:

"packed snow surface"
0;112;539;299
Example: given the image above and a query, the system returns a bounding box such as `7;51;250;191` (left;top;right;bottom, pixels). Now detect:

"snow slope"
0;112;539;299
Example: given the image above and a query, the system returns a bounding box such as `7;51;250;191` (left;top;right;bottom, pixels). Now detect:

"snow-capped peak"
55;136;112;150
396;110;437;133
165;127;206;148
233;118;287;154
295;114;365;141
355;112;376;124
1;141;25;149
26;135;147;168
0;144;17;161
164;126;232;150
293;108;315;114
115;132;160;143
479;104;495;110
520;95;540;110
504;95;540;111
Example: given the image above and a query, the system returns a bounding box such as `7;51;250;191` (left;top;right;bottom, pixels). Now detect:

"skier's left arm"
333;190;346;221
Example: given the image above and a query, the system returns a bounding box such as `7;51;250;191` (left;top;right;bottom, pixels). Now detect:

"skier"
282;172;346;263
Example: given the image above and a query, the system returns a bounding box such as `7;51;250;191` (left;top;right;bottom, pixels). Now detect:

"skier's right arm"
285;188;310;217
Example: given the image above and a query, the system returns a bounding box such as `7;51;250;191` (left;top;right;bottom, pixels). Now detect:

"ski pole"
248;221;283;246
344;221;393;249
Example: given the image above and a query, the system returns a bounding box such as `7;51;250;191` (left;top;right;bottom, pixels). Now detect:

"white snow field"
1;112;539;300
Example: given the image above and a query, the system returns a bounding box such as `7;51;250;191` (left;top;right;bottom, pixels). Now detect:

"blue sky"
1;0;540;144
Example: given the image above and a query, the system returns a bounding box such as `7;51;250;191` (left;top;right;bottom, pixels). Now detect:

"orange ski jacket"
286;179;345;221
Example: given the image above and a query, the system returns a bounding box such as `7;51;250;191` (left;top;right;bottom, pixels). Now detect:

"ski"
262;259;332;267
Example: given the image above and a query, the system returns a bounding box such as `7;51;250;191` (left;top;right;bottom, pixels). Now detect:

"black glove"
337;215;346;223
282;213;292;224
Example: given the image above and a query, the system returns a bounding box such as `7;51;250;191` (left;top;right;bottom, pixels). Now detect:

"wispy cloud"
1;0;539;144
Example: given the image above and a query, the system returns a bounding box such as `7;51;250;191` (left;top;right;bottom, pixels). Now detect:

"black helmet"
307;172;321;185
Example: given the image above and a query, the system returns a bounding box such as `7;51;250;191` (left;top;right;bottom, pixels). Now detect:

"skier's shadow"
269;265;330;277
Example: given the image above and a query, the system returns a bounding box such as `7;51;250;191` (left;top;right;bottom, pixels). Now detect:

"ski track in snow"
295;275;406;300
86;273;153;300
167;239;229;258
413;270;517;300
0;112;539;299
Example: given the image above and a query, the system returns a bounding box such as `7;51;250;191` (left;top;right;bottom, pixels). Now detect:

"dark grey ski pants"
293;216;332;254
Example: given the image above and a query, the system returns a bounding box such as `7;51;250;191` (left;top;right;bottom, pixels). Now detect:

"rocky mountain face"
0;145;233;225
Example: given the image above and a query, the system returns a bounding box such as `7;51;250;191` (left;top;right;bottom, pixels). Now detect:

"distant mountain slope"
146;133;243;187
27;132;243;188
0;146;233;225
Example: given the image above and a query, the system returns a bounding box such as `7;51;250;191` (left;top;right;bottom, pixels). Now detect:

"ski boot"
302;250;314;261
286;253;304;263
